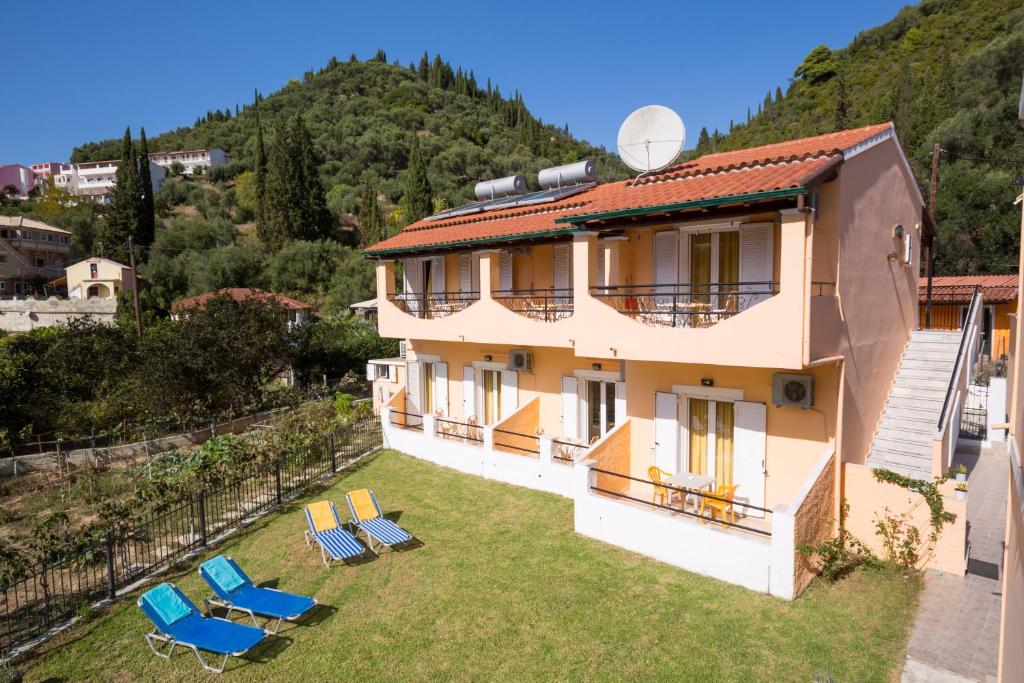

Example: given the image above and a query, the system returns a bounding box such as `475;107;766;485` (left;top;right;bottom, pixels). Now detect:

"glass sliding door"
686;397;735;485
689;233;712;305
584;379;620;444
482;369;500;425
718;231;739;310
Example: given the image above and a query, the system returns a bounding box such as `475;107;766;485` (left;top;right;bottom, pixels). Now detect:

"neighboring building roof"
349;298;377;310
919;275;1019;303
0;215;73;235
67;256;129;270
364;123;898;257
172;287;312;312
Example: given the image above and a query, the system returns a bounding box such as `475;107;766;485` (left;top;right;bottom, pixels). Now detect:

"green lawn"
24;450;920;682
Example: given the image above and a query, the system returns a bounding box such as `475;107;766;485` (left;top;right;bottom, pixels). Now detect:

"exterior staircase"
865;330;962;481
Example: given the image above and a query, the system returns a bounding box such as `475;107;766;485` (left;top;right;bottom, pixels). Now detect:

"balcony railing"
387;291;479;319
493;288;573;322
590;281;780;328
435;416;484;445
551;437;590;463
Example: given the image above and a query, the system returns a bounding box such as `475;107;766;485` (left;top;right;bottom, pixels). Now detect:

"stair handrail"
936;285;983;433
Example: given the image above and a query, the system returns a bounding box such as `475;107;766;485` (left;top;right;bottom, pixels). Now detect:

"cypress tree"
293;115;331;240
418;52;430;80
103;126;142;261
834;71;851;131
264;115;331;247
358;174;385;246
253;93;271;246
402;134;433;224
137;127;155;246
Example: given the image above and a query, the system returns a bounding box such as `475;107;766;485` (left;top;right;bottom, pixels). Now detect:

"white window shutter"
402;259;422;315
654;231;678;286
553;243;571;291
388;364;396;382
561;375;578;439
459;254;472;293
405;361;421;414
500;370;518;419
733;401;767;518
431;256;445;294
739;223;773;308
615;382;626;423
499;252;513;291
434;362;448;416
593;243;607;288
463;366;476;418
366;363;374;382
654;392;678;473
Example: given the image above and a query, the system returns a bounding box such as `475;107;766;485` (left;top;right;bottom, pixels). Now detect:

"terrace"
21;450;920;682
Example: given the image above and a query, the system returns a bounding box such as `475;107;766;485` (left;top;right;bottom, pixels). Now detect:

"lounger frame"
143;623;250;674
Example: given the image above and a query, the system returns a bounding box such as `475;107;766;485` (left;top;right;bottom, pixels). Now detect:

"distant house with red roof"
172;288;311;328
919;275;1019;358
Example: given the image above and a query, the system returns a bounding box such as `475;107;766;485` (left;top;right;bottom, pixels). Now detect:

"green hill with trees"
699;0;1024;275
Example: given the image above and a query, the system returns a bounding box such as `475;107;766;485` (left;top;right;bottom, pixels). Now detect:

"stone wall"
791;451;836;596
0;297;117;332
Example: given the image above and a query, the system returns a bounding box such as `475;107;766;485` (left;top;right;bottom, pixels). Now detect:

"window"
0;255;6;264
60;236;69;245
687;398;735;486
90;263;98;279
0;281;4;291
34;258;45;268
481;369;501;425
584;379;619;443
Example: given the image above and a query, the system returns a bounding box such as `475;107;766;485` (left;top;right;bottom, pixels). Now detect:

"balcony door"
583;379;620;444
688;230;738;308
406;359;447;416
466;364;518;425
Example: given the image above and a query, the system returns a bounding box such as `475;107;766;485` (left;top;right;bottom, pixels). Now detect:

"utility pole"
925;143;941;328
127;236;143;340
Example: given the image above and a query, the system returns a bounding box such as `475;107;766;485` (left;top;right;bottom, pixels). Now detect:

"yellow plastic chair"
699;484;738;523
648;467;674;507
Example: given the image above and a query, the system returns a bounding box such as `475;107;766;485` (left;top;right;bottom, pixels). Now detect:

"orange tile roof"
365;123;895;256
918;275;1019;303
172;287;311;312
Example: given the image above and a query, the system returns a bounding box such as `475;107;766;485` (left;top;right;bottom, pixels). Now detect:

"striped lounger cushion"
317;528;365;559
359;517;412;546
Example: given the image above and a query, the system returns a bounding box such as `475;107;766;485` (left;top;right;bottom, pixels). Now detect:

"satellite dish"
616;105;686;174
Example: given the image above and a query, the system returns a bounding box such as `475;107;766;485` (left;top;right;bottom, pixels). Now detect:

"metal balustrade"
589;281;780;328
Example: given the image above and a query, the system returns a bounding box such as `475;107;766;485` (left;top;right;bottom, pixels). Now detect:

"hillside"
72;53;626;220
707;0;1024;275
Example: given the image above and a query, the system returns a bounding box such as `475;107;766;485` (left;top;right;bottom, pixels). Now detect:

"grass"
23;450;920;682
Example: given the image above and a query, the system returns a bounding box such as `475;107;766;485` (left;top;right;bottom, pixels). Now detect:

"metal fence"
0;414;382;653
589;281;780;328
435;417;484;444
492;288;574;322
492;428;539;456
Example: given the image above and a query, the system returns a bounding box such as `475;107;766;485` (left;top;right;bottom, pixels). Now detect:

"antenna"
616;105;686;175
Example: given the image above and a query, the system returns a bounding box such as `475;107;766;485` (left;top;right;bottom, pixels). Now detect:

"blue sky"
3;0;909;165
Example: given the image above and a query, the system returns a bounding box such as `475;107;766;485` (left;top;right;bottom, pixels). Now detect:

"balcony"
590;281;779;328
493;287;573;322
386;291;479;319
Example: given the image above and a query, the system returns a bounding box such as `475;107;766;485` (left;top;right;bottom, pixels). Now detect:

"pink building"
0;164;35;198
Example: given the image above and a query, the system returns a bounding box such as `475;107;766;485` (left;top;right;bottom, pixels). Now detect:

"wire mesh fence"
0;413;382;653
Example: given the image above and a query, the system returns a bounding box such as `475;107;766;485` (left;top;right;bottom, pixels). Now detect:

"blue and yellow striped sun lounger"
303;501;366;566
345;489;413;554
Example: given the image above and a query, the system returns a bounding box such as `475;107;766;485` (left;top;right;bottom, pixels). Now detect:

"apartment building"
53;159;165;203
0;216;72;295
0;164;36;198
365;123;974;598
147;148;228;175
30;162;64;187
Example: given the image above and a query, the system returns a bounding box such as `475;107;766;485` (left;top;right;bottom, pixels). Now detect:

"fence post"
197;491;207;547
275;460;282;505
40;561;51;627
330;432;337;472
104;530;117;600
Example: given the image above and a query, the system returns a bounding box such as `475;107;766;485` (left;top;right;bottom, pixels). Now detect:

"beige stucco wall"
999;447;1024;683
66;258;129;299
822;139;922;466
0;297;117;332
842;463;967;574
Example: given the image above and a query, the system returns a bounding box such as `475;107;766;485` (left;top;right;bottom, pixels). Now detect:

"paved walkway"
902;443;1007;683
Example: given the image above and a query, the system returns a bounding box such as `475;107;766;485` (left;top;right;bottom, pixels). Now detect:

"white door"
561;376;579;439
653;392;678;473
739;223;773;308
733;401;766;517
500;370;518;419
462;366;476;419
405;361;422;414
434;362;448;416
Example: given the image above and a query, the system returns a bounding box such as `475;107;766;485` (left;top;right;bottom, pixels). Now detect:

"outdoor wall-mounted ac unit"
509;349;533;372
772;373;815;409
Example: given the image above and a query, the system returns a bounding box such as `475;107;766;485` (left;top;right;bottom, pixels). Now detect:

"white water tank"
474;175;527;200
538;160;596;189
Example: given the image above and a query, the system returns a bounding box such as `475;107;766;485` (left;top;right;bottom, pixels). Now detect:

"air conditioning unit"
509;349;533;372
772;373;815;409
398;341;407;358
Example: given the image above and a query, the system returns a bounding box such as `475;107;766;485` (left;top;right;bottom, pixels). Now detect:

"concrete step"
879;415;938;435
872;436;933;458
874;426;934;444
882;404;942;422
889;385;948;401
893;375;950;391
903;350;959;362
912;329;962;339
866;447;933;472
896;366;953;380
864;457;932;482
901;357;958;370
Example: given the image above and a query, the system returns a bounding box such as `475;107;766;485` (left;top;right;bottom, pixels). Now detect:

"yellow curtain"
715;401;734;487
688;399;708;475
718;231;739;308
483;370;497;424
423;363;434;414
689;233;711;304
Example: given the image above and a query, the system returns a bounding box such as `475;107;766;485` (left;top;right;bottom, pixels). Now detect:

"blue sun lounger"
345;488;413;554
199;555;316;634
303;500;367;566
138;582;266;674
